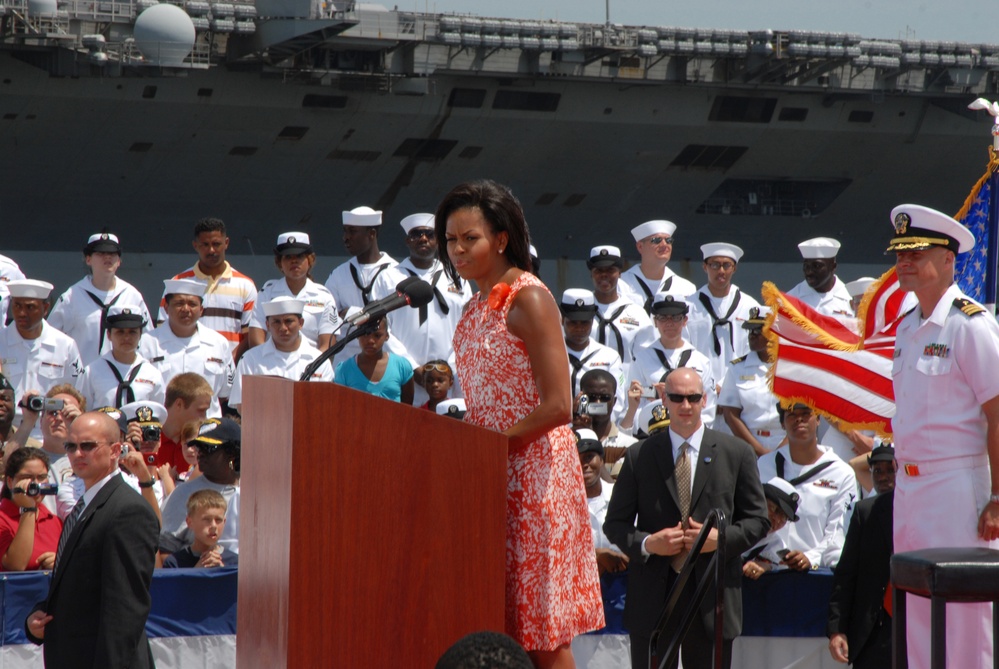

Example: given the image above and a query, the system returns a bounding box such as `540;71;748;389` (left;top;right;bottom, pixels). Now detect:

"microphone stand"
298;319;379;381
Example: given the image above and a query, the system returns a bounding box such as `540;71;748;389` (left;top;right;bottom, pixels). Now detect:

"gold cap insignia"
894;212;911;234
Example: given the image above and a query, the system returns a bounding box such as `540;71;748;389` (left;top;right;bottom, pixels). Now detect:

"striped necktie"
54;497;85;573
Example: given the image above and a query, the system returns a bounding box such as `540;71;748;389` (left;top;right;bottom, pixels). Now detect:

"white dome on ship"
27;0;57;17
134;4;196;66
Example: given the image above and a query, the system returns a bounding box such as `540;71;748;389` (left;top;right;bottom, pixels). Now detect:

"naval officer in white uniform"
888;203;999;669
619;220;696;312
48;232;152;366
140;279;233;418
324;207;398;313
229;297;334;412
786;237;854;319
560;289;627;420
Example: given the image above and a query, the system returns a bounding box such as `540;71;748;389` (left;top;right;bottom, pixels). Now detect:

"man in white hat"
686;243;761;391
75;305;166;411
0;280;83;432
620;220;696;313
786;237;854;318
586;245;655;380
887;204;999;669
324;206;398;314
158;218;258;360
139;279;233;418
560;289;626;419
229;297;334;412
370;213;472;406
49;232;152;366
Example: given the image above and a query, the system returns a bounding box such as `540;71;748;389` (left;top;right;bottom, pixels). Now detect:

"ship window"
458;146;483;159
778;107;808;122
448;88;487;109
535;193;558;205
493;91;561;112
563;194;586;207
229;146;257;156
708;96;776;123
327;149;381;161
848;110;874;123
393;138;458;161
696;178;851;217
129;142;153;152
142;86;157;99
669;145;747;170
302;94;348;109
197;88;213;98
277;126;308;140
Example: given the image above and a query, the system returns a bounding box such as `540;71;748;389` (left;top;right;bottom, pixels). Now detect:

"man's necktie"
54;497;85;573
671;442;691;573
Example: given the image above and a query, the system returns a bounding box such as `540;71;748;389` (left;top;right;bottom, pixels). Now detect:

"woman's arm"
505;284;573;450
2;495;38;571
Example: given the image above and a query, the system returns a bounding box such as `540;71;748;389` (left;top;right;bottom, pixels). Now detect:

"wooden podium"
236;377;509;668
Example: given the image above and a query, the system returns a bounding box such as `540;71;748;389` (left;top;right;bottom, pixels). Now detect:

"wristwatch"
138;480;155;489
19;507;37;515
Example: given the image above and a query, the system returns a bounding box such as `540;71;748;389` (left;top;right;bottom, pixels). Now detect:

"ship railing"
118;37;211;67
57;0;136;23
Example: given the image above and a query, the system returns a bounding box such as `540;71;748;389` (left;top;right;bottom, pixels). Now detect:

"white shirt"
48;275;152;366
686;285;761;387
139;322;234;417
58;468;164;518
587;482;620;551
620;265;697;312
76;351;166;410
250;277;339;345
229;337;334;408
593;296;656;373
0;321;83;430
566;338;627;420
786;277;854;319
631;339;717;427
718;353;784;451
324;254;398;313
757;445;857;568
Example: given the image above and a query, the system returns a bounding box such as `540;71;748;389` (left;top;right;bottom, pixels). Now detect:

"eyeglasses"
195;442;222;455
665;393;703;404
648;236;673;245
64;440;110;454
422;362;452;374
585;393;613;403
706;261;736;271
653;314;685;323
407;229;434;240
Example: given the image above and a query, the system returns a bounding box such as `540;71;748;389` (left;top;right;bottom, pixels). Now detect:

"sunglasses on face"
585;393;613;403
64;441;109;454
195;442;222;455
648;236;674;245
665;393;703;404
407;229;434;240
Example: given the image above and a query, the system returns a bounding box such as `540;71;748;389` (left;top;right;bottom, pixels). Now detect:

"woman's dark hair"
434;180;532;285
2;448;50;500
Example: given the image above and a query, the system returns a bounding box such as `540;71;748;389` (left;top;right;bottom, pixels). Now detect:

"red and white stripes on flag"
762;268;908;435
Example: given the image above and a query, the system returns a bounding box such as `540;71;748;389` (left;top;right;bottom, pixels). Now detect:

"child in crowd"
334;318;414;404
161;489;238;569
420;360;454;412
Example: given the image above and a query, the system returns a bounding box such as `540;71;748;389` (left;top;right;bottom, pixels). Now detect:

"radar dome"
134;4;196;66
27;0;57;16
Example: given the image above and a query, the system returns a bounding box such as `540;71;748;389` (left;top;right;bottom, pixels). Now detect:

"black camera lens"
27;397;44;412
142;426;161;442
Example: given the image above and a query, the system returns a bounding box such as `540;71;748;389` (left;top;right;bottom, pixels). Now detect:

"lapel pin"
703;456;712;463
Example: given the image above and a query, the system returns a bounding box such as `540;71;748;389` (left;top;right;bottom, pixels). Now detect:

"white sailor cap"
575;428;603;456
886;203;975;254
84;232;121;254
529;244;538;259
119;400;167;426
636;400;669;437
650;293;688;315
400;213;435;235
342;206;382;227
435;398;466;419
700;242;744;262
763;477;800;522
845;277;876;298
560;289;597;320
274;232;312;255
163;279;206;299
742;306;772;329
797;237;841;259
263;297;305;317
631;220;676;242
587;245;623;268
6;280;53;300
106;305;146;330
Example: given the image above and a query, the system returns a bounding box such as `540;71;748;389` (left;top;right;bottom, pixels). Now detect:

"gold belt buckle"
903;463;920;476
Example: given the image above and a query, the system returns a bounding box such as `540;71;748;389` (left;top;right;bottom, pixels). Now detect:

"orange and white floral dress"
453;272;605;651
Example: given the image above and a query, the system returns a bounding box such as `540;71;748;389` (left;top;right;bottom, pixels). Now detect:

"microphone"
346;276;434;327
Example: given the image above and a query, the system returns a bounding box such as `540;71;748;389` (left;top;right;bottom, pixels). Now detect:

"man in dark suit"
604;367;769;669
26;411;159;668
827;444;897;669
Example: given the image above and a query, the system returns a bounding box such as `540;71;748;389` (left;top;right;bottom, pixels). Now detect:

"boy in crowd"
162;489;238;569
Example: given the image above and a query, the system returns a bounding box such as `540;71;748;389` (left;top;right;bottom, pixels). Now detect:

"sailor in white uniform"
324;207;398;313
786;237;854;319
0;253;26;324
560;289;627;420
630;293;717;427
370;213;472;405
139;279;233;418
229;297;334;411
587;245;655;381
0;280;83;433
48;232;152;366
249;232;339;349
686;242;761;390
619;219;696;313
76;305;166;410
